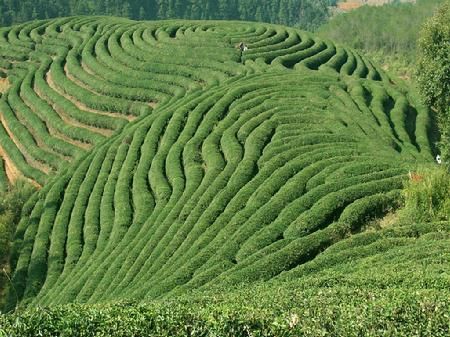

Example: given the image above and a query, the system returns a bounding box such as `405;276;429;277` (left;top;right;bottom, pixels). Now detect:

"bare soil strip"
81;62;95;75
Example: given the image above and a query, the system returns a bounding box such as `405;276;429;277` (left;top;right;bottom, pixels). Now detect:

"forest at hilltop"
319;0;445;76
0;0;337;30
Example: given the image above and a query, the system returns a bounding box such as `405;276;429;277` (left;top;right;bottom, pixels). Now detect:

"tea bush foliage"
0;17;447;334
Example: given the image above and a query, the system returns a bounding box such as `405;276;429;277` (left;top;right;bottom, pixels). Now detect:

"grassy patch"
402;166;450;222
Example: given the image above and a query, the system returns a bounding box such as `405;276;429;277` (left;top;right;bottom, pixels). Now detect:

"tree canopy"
417;1;450;162
319;0;444;62
0;0;336;30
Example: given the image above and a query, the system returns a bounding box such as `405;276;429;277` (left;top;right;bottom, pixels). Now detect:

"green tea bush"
0;17;398;185
0;18;441;310
1;287;449;337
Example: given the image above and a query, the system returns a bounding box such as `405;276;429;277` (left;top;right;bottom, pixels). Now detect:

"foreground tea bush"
1;287;448;337
3;218;450;335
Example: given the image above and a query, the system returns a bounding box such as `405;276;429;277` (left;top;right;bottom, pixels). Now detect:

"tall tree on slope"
417;1;450;163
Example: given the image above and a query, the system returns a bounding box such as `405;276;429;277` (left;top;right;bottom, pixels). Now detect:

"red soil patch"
0;77;10;93
409;172;423;182
338;2;362;10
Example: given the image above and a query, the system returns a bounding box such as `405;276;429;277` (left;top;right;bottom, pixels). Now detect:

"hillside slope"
0;17;435;186
0;17;443;310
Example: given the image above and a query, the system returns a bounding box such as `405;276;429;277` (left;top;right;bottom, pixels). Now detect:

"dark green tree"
121;2;131;18
417;1;450;162
0;0;336;31
139;6;146;19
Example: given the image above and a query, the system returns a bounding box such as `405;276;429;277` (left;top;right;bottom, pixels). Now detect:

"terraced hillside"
0;16;417;186
0;17;441;308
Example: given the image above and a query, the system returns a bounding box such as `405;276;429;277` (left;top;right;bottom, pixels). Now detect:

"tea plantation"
0;17;448;335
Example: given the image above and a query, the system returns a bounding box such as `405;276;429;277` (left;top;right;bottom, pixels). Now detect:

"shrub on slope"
0;180;35;309
402;167;450;222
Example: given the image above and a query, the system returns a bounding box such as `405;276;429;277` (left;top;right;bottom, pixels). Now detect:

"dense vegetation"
0;12;447;335
319;0;445;75
2;220;449;335
0;180;35;309
1;289;449;336
0;0;336;30
417;1;450;162
1;16;434;187
0;16;440;307
402;166;450;222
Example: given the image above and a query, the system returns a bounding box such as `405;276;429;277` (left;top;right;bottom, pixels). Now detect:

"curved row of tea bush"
0;17;412;186
4;63;437;308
